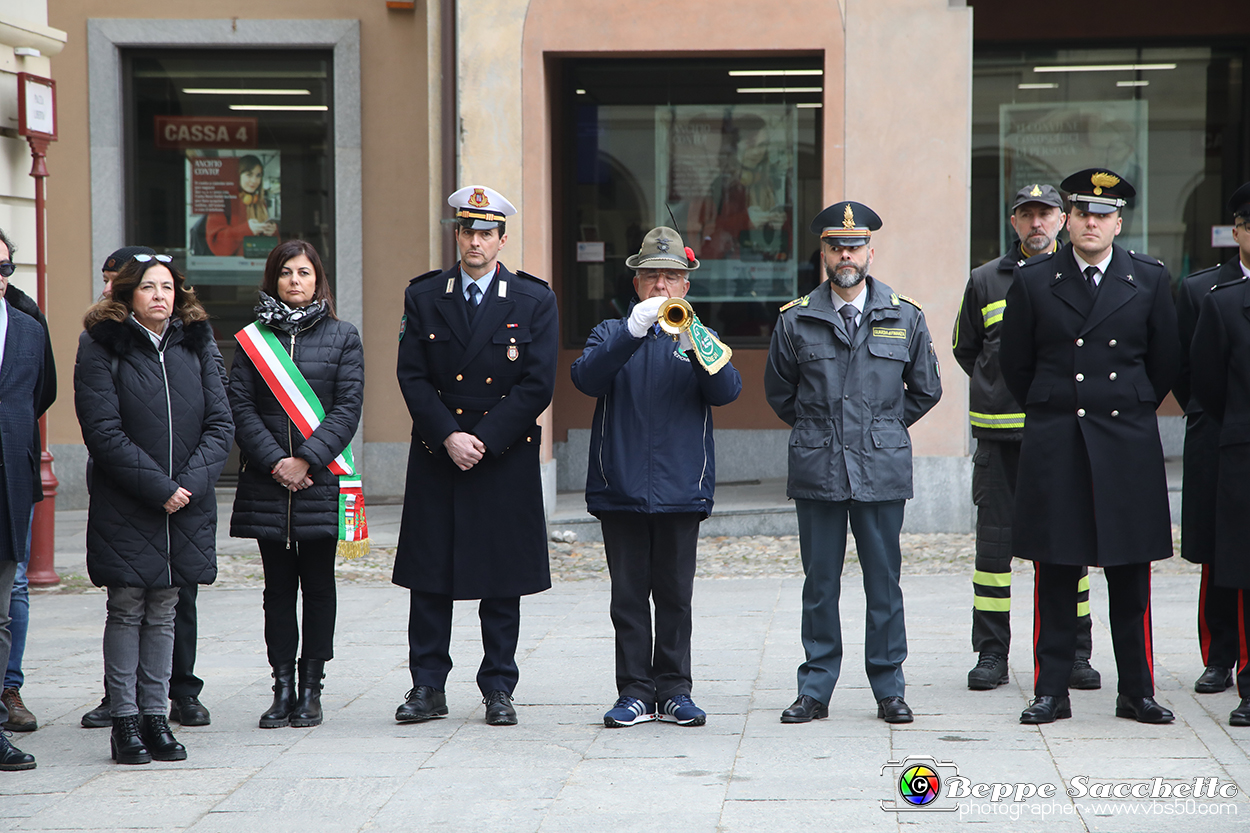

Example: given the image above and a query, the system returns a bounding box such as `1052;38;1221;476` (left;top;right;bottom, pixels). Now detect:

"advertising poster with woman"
186;149;281;276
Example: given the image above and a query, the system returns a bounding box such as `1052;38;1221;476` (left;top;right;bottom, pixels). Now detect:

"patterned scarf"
253;292;328;335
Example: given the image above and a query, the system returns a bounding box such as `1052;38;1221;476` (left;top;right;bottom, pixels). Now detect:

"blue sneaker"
658;694;706;726
603;697;655;728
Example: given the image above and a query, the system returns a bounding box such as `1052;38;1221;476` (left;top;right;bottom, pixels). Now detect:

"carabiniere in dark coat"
998;243;1180;567
394;263;558;600
74;317;234;588
1189;271;1250;590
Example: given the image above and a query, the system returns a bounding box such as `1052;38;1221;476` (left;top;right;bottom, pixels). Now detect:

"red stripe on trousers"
1033;563;1041;689
1239;590;1249;684
1144;568;1154;688
1199;565;1213;666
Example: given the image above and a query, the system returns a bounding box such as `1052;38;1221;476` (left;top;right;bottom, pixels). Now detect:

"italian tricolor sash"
236;322;370;559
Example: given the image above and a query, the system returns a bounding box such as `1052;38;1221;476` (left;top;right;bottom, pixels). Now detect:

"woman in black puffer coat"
75;255;233;765
228;240;364;729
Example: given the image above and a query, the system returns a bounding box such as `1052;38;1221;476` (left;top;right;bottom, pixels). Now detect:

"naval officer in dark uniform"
1186;181;1250;726
765;202;942;725
1174;182;1250;699
1000;169;1180;725
393;186;558;726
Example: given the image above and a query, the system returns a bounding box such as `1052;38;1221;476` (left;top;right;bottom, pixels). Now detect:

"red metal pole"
26;136;59;587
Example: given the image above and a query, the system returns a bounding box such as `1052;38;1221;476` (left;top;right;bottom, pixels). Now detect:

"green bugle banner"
688;314;732;375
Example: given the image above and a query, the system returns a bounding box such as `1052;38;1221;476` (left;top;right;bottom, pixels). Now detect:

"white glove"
678;330;694;353
627;296;666;338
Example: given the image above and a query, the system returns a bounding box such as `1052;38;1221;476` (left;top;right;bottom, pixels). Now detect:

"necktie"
467;282;482;307
1083;265;1099;293
839;305;858;342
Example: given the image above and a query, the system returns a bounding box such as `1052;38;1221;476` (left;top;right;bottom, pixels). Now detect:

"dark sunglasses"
0;262;13;278
133;254;173;264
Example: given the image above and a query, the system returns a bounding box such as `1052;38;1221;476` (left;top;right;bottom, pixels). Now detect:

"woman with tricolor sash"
227;240;365;729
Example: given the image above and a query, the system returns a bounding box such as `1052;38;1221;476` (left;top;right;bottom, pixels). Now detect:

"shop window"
973;46;1245;279
124;49;334;342
560;57;823;348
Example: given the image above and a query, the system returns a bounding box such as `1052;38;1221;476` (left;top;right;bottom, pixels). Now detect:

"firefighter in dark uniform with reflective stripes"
1174;182;1250;700
952;184;1100;692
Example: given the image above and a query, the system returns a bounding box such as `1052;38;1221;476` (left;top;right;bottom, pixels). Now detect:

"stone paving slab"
6;570;1250;831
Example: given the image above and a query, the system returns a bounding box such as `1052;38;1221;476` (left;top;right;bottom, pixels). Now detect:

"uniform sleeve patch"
399;313;407;342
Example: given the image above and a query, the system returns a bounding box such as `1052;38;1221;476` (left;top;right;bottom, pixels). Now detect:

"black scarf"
254;291;328;335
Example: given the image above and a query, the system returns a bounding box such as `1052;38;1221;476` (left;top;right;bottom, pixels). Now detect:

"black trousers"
168;584;202;699
971;438;1092;660
1033;562;1154;698
600;511;701;704
408;591;520;696
1199;563;1240;669
258;538;338;666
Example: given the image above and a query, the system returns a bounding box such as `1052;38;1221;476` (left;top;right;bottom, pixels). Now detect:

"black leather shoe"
1115;695;1174;724
140;714;187;761
780;695;828;724
395;686;448;723
877;696;914;723
483;691;517;726
169;695;211;726
0;732;35;770
967;653;1009;690
1195;666;1233;694
81;694;112;729
1020;695;1072;724
1069;658;1102;690
290;659;325;728
1230;697;1250;727
259;662;297;729
110;715;151;765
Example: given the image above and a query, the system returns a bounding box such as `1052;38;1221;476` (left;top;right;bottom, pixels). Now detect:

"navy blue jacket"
0;302;47;562
571;313;741;516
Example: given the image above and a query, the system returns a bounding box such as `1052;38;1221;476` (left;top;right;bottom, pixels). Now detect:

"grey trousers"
0;559;16;726
795;499;908;704
104;586;180;717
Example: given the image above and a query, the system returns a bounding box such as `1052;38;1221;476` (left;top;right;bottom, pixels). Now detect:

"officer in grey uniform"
952;184;1100;692
765;201;942;724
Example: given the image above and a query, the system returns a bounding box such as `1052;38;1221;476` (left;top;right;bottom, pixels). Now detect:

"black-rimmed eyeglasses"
133;254;173;264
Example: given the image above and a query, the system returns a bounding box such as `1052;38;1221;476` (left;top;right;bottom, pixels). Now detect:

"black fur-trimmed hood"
86;316;214;357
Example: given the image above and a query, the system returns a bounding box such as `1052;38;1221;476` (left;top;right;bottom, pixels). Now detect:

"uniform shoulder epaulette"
779;295;809;312
516;270;550;286
1128;250;1165;267
409;269;442;284
894;293;922;310
1211;276;1248;291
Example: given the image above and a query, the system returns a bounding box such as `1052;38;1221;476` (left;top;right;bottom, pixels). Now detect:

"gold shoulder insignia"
779;295;810;312
896;293;923;310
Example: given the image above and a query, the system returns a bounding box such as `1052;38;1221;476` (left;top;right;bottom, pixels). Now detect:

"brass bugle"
658;297;695;336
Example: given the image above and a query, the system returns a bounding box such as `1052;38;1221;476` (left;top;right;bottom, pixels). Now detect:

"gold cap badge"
468;188;490;208
1090;172;1120;196
842;204;856;228
1030;184;1042;197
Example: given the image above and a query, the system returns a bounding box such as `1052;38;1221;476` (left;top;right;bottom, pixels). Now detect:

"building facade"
38;0;1250;532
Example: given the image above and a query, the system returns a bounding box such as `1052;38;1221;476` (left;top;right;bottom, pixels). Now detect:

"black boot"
289;659;325;728
259;662;297;729
110;715;151;765
139;714;187;761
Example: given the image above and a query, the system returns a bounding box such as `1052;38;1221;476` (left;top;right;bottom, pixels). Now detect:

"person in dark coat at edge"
0;228;56;737
952;184;1101;693
765;201;942;725
1186;181;1250;727
571;226;742;729
393;186;558;726
999;168;1181;725
0;229;49;771
74;254;233;763
1174;182;1250;700
229;240;364;729
78;246;218;730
